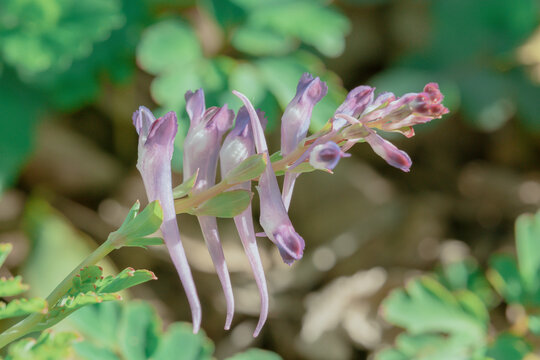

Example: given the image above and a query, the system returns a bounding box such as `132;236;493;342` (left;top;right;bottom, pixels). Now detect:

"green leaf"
515;211;540;295
74;341;121;360
269;151;283;163
70;302;122;349
0;297;48;320
98;268;157;294
0;243;13;267
173;170;199;199
0;0;124;78
225;153;268;184
70;266;104;295
486;210;540;306
487;255;524;304
228;62;266;104
528;314;540;336
6;331;80;360
118;201;141;230
41;292;121;330
246;1;350;57
0;72;42;192
40;265;156;332
188;190;252;218
136;18;206;112
118;302;161;360
226;349;283;360
455;290;489;326
137;19;202;76
486;333;532;360
0;276;30;297
381;276;487;346
152;323;214;360
437;259;498;309
232;26;296;56
112;201;164;248
376;333;484;360
71;300;281;360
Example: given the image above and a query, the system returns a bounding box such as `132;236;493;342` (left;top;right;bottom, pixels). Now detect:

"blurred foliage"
0;240;157;339
0;243;47;321
372;0;540;132
71;301;282;360
2;301;282;360
4;331;80;360
377;210;540;360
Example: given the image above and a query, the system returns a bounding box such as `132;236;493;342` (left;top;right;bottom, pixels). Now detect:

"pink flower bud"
309;141;350;171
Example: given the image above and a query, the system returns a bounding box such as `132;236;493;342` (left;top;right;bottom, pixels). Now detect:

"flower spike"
281;73;327;210
133;106;201;333
183;90;235;329
233;90;305;265
220;106;269;337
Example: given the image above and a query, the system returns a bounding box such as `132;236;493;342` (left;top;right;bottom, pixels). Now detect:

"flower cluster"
132;74;448;336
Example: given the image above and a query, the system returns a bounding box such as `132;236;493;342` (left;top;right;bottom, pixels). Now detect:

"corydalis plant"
132;75;448;336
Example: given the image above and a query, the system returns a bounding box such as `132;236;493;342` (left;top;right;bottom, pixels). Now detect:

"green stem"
174;135;344;213
0;239;116;350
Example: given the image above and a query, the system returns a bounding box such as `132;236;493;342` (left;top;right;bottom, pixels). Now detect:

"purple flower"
133;106;201;333
335;113;412;172
233;90;305;265
332;85;374;130
330;82;448;171
363;128;412;172
220;106;269;337
309;141;350;171
362;83;449;137
183;89;235;329
281;74;327;210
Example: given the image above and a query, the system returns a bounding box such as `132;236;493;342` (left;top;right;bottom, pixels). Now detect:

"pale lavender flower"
309;141;350;171
183;89;235;329
234;90;305;265
220;106;269;337
133;106;201;333
281;74;327;210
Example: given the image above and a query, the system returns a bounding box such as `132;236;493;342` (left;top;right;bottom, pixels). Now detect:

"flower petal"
233;90;305;265
133;107;202;333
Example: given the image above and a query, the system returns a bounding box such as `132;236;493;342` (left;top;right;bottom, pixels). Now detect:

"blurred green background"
1;0;540;359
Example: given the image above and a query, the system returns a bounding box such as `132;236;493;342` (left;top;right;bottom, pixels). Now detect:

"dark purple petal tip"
273;224;305;265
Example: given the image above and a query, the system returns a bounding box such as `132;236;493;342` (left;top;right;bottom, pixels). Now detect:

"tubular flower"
132;106;201;333
309;141;350;171
332;85;374;130
281;73;327;210
234;90;305;265
183;89;235;329
220;106;269;337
